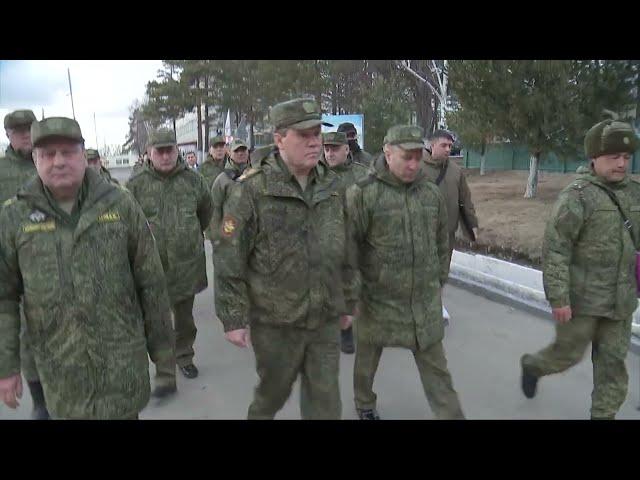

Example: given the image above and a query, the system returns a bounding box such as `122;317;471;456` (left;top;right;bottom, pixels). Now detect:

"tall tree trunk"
524;152;540;198
314;60;323;107
249;105;255;148
480;141;486;176
635;61;640;126
414;79;435;134
136;117;141;155
204;76;210;151
196;94;203;158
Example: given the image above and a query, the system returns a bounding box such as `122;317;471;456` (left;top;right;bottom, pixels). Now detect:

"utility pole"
67;68;76;120
94;112;99;149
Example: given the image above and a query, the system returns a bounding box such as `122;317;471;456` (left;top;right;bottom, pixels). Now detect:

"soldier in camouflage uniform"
1;110;38;204
200;136;228;241
85;148;119;185
208;138;250;241
0;109;49;419
337;122;373;166
521;119;640;419
322;131;369;354
424;129;479;325
0;117;174;419
127;129;213;389
214;98;357;419
200;136;228;191
346;125;465;420
225;138;250;176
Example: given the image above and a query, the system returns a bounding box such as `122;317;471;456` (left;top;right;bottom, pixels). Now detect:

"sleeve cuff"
222;317;248;333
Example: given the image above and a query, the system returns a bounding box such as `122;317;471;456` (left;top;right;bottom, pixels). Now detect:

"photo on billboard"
321;114;365;150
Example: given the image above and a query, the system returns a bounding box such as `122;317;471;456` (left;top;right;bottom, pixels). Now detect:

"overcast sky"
0;60;163;149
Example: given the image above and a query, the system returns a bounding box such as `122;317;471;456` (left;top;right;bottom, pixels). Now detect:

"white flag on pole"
224;110;232;144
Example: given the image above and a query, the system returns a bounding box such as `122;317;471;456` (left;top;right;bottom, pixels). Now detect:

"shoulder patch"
221;215;238;238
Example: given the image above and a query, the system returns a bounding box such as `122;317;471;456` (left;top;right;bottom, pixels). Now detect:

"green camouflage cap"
148;128;177;148
584;119;639;159
4;109;37;129
270;98;333;130
323;131;348;145
210;135;226;146
86;148;100;160
230;138;248;151
384;125;425;150
31;117;84;147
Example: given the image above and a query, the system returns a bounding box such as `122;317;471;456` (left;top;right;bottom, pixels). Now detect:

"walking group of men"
0;96;638;420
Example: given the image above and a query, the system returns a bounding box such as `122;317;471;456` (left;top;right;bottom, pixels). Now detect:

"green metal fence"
462;144;640;174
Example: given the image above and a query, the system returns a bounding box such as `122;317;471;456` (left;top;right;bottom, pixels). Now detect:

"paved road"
2;165;639;419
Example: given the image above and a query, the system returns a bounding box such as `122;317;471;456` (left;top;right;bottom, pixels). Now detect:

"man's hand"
472;227;479;242
225;328;250;348
340;315;354;330
552;306;572;324
0;374;23;409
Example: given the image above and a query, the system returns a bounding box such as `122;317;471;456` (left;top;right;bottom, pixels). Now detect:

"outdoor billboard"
321;114;365;150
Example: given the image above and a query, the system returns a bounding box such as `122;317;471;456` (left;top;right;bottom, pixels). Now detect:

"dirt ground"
455;169;640;268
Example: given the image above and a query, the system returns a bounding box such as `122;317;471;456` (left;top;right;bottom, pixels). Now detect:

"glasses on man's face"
40;146;83;159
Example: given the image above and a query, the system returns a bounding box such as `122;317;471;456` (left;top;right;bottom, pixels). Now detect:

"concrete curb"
448;250;640;355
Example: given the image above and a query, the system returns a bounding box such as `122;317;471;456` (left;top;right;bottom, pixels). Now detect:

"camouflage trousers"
354;340;465;419
521;314;633;419
57;412;140;420
248;319;341;420
173;295;197;368
153;295;195;386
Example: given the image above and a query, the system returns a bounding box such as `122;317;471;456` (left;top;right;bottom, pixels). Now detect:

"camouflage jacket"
0;168;173;419
346;155;450;350
326;158;370;194
213;151;357;332
131;161;144;175
200;154;228;190
99;166;119;185
209;158;249;242
424;154;478;246
543;173;640;320
126;159;214;304
0;146;37;205
349;147;373;167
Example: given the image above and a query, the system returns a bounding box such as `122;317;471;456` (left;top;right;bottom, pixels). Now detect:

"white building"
104;153;138;168
175;105;228;160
